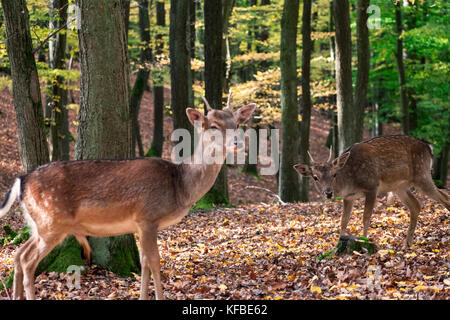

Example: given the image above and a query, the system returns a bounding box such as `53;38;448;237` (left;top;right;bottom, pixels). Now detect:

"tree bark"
279;0;300;203
75;0;140;277
169;0;192;132
203;0;229;205
130;0;151;158
1;0;49;172
354;0;370;142
333;0;355;153
149;0;166;158
394;2;409;135
47;0;69;161
222;0;235;93
299;0;312;202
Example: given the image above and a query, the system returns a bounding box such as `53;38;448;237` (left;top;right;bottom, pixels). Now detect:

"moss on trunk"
89;235;140;277
318;235;377;260
36;236;84;275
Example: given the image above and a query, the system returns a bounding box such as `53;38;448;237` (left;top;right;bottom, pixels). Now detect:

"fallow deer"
294;135;449;247
0;96;256;300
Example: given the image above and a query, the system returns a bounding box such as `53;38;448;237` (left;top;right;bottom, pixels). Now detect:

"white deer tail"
0;178;21;218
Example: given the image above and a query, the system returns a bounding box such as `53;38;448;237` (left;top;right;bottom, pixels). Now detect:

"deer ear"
332;151;350;170
234;103;256;125
293;163;312;177
186;108;204;126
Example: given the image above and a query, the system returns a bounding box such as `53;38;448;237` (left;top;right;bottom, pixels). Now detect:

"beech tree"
279;0;300;202
149;0;166;158
74;0;140;276
169;0;192;132
203;0;229;205
333;0;355;153
130;0;152;157
1;0;49;172
299;0;312;202
46;0;69;161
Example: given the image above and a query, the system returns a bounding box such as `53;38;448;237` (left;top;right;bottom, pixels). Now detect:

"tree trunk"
204;0;229;205
299;0;312;202
222;0;235;93
130;0;151;158
1;0;49;172
149;0;166;158
328;0;338;155
188;0;196;109
433;138;449;188
279;0;300;203
354;0;370;142
47;0;69;161
169;0;192;132
394;2;409;135
333;0;355;153
74;0;140;277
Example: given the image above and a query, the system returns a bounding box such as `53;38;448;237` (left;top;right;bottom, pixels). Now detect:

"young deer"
294;135;449;247
0;98;256;300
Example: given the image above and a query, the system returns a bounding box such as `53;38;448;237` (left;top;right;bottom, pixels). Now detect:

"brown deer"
0;97;256;300
294;135;449;247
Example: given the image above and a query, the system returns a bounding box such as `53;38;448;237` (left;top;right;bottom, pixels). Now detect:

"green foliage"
0;270;14;291
1;224;31;247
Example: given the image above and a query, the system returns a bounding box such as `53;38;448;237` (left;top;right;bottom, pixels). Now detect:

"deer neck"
179;135;225;206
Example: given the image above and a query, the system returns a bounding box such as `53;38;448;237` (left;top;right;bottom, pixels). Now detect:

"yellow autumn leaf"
413;285;428;291
218;284;228;292
310;285;322;294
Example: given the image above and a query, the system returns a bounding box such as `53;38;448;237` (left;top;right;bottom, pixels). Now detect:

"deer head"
185;93;256;162
294;147;351;199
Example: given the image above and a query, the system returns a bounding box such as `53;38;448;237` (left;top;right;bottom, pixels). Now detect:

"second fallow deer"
294;135;449;247
0;97;256;300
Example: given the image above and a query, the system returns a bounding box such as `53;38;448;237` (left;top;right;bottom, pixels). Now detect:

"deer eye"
313;175;319;181
210;125;218;130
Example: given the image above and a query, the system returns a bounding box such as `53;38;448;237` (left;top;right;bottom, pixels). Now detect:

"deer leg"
75;235;91;264
22;234;65;300
362;191;377;238
12;237;35;300
138;246;150;300
340;199;354;236
396;190;421;247
139;227;163;300
415;178;450;211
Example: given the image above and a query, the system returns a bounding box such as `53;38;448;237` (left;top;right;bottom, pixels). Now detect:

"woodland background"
0;0;449;300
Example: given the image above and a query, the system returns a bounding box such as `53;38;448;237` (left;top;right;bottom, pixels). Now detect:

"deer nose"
324;189;333;199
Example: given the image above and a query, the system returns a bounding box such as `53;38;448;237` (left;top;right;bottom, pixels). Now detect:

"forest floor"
0;84;449;300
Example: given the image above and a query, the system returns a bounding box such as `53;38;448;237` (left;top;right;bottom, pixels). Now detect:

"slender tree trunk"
222;0;235;94
130;0;151;158
203;0;229;205
333;0;355;153
1;0;49;172
299;0;312;202
75;0;140;277
149;0;166;158
438;143;448;187
47;0;69;161
188;0;196;109
354;0;370;142
394;2;409;135
279;0;300;203
169;0;192;132
328;0;338;156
